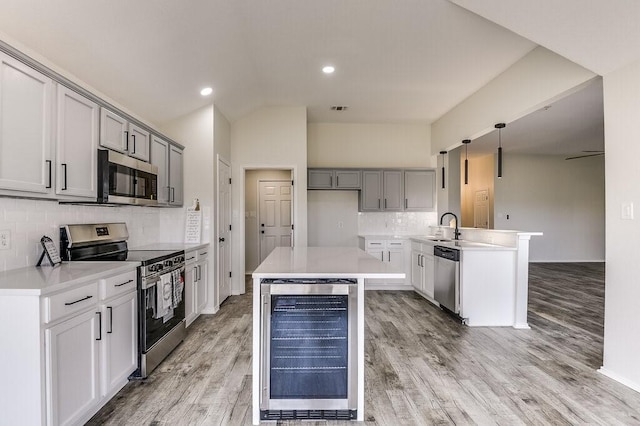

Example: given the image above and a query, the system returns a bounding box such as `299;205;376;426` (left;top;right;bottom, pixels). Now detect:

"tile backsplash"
0;197;185;272
358;211;438;236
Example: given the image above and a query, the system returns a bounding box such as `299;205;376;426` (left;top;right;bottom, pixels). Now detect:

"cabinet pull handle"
115;279;134;287
61;163;67;190
336;176;339;186
187;256;196;261
405;198;408;209
131;134;136;154
330;176;333;187
388;251;391;262
96;311;102;341
378;199;381;209
124;130;129;151
45;160;52;189
201;252;208;255
64;295;92;305
171;187;175;202
107;306;113;334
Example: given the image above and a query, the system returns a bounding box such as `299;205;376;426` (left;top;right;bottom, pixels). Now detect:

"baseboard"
529;260;605;263
598;367;640;393
365;284;413;291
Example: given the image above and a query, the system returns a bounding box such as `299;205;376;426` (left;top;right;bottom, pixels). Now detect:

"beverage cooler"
259;279;358;421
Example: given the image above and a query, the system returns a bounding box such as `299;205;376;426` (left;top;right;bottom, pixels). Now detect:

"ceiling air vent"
330;105;349;111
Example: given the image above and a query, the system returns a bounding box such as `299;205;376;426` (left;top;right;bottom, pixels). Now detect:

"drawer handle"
64;295;93;306
115;279;134;287
187;256;196;261
200;252;208;256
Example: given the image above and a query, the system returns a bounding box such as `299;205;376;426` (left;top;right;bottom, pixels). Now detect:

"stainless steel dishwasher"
434;245;460;314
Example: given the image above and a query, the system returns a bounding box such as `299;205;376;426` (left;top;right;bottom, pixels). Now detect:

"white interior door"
474;189;490;229
259;180;293;263
217;158;232;305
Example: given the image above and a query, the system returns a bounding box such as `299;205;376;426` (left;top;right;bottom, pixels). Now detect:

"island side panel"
357;277;365;421
252;277;261;426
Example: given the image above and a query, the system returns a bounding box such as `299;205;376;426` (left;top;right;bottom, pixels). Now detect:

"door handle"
261;230;265;234
61;163;67;190
219;237;225;242
96;311;102;341
45;160;52;189
107;306;113;334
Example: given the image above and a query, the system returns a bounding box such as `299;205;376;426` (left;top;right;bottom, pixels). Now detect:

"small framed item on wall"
37;236;62;266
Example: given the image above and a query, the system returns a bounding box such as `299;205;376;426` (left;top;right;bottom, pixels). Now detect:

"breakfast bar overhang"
251;247;405;424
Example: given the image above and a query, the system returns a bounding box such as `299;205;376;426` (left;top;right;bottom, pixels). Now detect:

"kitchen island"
251;247;405;425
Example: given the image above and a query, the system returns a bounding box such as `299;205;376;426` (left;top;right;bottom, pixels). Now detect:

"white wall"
600;58;640;391
431;47;597;154
230;106;308;292
493;154;604;262
308;122;432;167
245;169;292;273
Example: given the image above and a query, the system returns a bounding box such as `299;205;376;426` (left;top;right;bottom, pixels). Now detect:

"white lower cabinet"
185;245;210;327
411;240;436;301
358;237;410;289
2;266;138;426
45;309;101;426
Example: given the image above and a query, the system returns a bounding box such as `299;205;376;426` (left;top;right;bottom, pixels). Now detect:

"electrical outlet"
0;229;11;250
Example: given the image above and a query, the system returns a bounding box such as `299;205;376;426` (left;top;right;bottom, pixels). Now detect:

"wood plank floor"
88;263;640;425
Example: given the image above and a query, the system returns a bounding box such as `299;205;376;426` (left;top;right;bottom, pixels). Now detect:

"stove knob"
164;259;173;267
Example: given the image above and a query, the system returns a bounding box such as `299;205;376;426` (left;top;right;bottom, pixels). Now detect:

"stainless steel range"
60;223;186;378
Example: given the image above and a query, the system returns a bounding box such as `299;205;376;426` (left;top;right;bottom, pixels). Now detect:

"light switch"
622;202;634;220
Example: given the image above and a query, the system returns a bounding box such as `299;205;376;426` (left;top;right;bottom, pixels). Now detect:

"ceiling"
0;0;636;157
0;0;535;125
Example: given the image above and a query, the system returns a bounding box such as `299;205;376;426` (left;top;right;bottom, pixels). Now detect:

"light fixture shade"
495;123;506;178
462;140;471;185
440;150;447;189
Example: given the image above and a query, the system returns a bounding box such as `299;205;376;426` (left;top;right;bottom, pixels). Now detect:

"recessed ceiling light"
322;66;335;74
200;87;213;96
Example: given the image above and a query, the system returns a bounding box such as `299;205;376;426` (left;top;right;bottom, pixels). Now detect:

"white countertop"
409;236;517;251
252;247;406;279
0;262;140;296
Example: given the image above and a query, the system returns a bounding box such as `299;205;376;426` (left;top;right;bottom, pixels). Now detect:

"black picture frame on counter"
37;236;62;267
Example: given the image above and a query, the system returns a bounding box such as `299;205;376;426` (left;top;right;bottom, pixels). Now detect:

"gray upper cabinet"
360;171;383;211
150;135;183;206
382;170;404;211
307;169;361;189
404;170;435;211
100;108;150;162
0;51;54;196
55;85;99;200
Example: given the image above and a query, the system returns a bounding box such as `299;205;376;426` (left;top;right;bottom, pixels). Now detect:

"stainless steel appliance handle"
260;293;269;407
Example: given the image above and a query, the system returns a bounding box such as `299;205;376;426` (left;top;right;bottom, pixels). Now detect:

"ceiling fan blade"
565;153;605;160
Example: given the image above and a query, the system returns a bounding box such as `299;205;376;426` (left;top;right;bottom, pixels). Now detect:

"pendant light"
462;139;471;185
495;123;506;178
439;150;447;189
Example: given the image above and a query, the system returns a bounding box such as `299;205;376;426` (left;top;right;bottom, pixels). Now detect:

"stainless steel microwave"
97;149;158;206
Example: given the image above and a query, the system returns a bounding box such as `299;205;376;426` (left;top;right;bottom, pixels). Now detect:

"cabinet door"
360;171;382;211
404;170;435;211
102;291;137;397
196;260;208;314
169;145;183;206
150;135;170;204
387;242;405;284
335;170;361;189
423;252;435;298
45;310;100;426
411;250;423;291
382;170;404;211
99;108;128;153
56;86;99;199
0;51;54;194
184;263;197;327
128;123;150;162
308;169;334;189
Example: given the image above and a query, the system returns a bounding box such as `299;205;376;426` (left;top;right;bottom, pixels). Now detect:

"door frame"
257;179;294;263
216;155;232;307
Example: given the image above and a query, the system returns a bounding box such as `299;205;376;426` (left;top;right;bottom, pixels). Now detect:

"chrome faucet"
439;212;461;240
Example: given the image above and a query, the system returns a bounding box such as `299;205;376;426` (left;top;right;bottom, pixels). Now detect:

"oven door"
140;267;185;353
260;283;358;420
